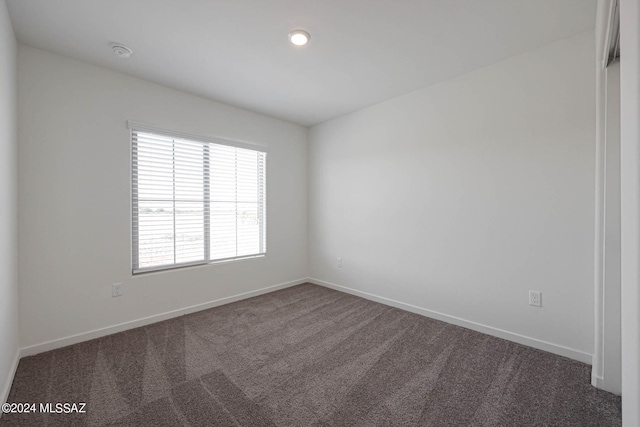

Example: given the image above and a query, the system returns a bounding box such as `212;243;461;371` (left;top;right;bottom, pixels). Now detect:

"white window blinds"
131;128;266;273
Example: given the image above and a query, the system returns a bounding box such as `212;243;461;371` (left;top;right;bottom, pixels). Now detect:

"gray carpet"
1;283;621;426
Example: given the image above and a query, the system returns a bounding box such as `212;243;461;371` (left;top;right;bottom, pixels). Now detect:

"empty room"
1;0;639;425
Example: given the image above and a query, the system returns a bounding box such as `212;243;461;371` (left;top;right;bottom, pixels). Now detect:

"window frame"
129;121;267;275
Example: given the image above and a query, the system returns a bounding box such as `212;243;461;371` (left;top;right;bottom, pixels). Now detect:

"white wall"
18;45;308;350
309;31;596;361
0;0;18;404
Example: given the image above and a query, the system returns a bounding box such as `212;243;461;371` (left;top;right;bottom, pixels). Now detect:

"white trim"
1;349;20;405
309;278;593;364
593;0;609;389
592;373;605;388
14;275;593;378
592;56;606;388
127;120;267;151
20;278;307;357
620;0;640;423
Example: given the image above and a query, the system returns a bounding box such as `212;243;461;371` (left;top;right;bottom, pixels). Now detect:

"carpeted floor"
1;283;621;426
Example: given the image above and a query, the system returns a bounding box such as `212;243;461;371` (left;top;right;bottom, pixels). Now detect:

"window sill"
132;253;266;276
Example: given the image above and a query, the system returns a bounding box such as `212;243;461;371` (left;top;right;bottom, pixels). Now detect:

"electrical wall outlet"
337;258;343;268
529;290;541;307
112;283;122;297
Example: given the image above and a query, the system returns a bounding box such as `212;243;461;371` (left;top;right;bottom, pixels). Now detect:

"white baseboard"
1;349;20;405
15;276;592;373
309;278;592;364
591;373;604;388
20;278;308;358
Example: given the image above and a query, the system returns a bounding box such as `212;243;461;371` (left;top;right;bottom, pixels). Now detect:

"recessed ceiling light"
288;30;310;46
110;43;133;59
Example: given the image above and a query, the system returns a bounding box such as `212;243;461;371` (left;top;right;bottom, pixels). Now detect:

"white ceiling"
6;0;596;127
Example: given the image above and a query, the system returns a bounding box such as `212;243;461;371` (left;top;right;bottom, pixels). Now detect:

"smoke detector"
110;43;133;59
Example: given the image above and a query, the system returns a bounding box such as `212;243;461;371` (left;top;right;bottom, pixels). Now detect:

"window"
131;125;266;273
